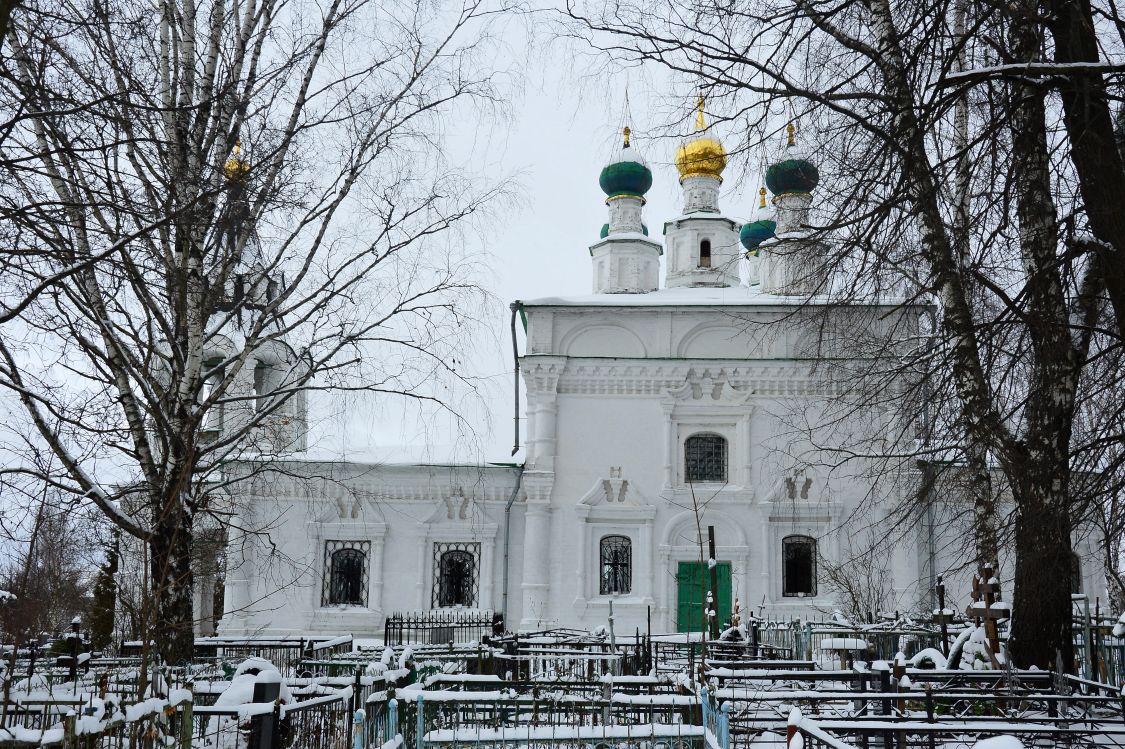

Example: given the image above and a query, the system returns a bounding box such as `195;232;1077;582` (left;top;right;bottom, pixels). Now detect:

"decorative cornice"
242;473;519;503
521;356;567;396
554;363;843;397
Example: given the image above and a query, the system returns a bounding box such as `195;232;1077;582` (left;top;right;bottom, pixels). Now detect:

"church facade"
213;112;1107;639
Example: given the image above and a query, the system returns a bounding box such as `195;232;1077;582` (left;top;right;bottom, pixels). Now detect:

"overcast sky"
302;27;765;466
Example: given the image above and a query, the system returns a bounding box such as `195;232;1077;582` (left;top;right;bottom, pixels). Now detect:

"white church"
211;106;1107;639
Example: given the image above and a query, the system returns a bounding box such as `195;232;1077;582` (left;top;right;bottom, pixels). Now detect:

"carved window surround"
661;370;755;490
573;473;656;609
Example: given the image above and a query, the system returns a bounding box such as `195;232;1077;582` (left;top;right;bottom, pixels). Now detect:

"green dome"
740;219;776;250
766;158;819;195
599;159;653;199
600;223;649;239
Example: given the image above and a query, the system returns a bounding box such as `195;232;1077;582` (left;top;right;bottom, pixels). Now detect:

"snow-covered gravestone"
211;659;292;749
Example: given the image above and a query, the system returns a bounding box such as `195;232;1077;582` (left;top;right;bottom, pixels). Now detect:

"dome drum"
601;222;649;239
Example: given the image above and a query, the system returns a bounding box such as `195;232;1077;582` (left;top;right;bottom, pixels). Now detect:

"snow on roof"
663;212;745;226
593;232;660;244
522;285;907;309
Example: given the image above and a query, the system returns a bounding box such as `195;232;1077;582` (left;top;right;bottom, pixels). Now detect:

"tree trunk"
1008;470;1074;669
967;442;998;570
1045;0;1125;340
998;0;1082;670
149;502;195;665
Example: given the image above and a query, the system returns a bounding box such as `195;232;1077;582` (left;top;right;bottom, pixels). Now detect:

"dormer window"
699;239;712;268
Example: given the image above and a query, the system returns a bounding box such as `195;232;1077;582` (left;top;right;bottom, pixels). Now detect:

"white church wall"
218;463;522;637
521;295;919;632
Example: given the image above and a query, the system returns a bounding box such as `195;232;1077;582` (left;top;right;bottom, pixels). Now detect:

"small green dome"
766;158;819;195
740;219;776;250
600;223;649;239
599;159;653;199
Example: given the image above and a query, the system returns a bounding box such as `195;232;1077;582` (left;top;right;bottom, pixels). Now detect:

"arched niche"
658;508;750;632
676;322;769;359
561;324;647;358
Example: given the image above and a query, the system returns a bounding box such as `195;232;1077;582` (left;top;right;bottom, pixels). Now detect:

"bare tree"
564;0;1120;668
0;491;94;645
818;530;894;626
0;0;514;662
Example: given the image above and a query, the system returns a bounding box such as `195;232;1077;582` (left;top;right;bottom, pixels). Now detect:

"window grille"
782;535;817;597
685;433;727;483
599;535;632;595
322;540;369;606
432;542;480;608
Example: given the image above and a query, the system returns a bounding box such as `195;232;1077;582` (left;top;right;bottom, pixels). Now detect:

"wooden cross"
964;563;1006;666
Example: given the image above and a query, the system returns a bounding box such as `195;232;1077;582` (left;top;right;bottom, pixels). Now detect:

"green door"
676;561;732;633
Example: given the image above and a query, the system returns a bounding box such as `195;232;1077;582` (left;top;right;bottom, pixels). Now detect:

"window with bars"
782;536;817;597
685;433;728;483
599;535;632;595
432;542;480;608
322;541;369;606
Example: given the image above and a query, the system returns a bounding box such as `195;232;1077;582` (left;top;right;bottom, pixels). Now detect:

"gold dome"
223;140;251;182
675;97;727;182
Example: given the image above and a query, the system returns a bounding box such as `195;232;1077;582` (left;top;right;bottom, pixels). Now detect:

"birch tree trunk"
0;0;511;662
1044;0;1125;340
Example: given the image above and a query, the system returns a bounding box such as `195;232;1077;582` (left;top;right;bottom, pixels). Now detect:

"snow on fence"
700;687;731;749
375;680;706;749
396;691;709;749
754;621;955;665
718;665;1125;749
384;611;501;646
1073;614;1125;685
420;722;705;749
119;634;354;675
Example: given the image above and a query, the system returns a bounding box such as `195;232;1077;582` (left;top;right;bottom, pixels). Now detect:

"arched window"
253;360;276;412
200;357;225;437
437;550;476;607
699;239;712;268
1070;553;1083;594
783;536;817;597
685;433;727;483
325;546;366;606
599;535;632;595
